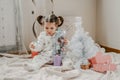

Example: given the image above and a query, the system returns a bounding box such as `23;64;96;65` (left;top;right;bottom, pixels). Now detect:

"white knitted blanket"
0;52;120;80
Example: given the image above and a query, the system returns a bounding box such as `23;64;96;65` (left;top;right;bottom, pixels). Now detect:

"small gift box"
103;55;112;64
89;52;112;65
93;64;117;72
31;51;38;58
88;52;117;72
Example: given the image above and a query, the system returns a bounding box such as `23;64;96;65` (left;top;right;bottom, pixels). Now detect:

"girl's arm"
29;32;45;52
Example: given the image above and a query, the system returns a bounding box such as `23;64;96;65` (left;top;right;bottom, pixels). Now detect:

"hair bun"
58;16;64;27
37;15;45;25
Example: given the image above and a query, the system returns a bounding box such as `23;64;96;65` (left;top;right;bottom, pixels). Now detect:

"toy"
53;36;65;66
89;52;117;72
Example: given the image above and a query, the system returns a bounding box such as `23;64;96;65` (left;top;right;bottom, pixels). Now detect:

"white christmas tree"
68;19;100;68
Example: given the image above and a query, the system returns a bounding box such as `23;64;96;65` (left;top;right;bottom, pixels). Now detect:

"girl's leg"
24;51;53;71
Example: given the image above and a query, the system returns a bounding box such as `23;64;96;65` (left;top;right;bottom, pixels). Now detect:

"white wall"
21;0;96;49
96;0;120;49
21;0;36;49
53;0;96;40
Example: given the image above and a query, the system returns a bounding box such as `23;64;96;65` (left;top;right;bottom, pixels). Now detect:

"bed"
0;52;120;80
0;17;120;80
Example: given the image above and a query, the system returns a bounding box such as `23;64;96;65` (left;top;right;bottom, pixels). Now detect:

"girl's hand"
64;39;68;45
30;43;35;49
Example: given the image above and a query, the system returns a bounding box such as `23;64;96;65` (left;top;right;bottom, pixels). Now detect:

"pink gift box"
89;52;112;65
93;64;117;72
103;55;112;64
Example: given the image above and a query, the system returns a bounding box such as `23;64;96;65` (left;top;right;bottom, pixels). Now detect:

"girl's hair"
33;14;64;38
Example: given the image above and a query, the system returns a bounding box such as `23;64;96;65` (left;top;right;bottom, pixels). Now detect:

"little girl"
25;14;68;71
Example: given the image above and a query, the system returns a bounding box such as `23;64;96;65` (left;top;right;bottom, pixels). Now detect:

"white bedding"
0;52;120;80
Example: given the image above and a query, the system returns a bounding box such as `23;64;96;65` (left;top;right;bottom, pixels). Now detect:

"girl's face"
44;22;57;36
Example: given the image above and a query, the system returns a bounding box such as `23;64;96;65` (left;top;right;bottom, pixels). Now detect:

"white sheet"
0;52;120;80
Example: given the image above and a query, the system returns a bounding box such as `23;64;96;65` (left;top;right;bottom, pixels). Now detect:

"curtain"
0;0;23;53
